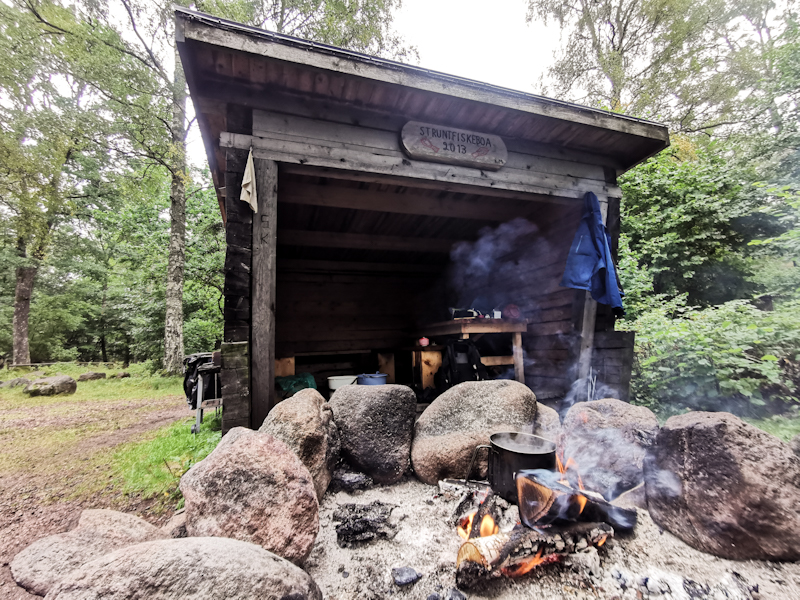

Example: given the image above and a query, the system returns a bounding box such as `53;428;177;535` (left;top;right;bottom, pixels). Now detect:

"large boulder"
0;376;30;389
644;411;800;561
78;372;106;381
329;384;416;485
411;380;537;485
259;388;340;499
11;509;167;596
24;375;77;396
557;398;658;499
532;403;561;442
44;537;322;600
179;427;319;565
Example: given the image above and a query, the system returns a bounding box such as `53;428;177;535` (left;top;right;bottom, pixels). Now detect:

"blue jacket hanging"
560;192;624;316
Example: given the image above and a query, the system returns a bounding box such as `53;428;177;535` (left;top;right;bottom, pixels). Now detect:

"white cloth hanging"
239;148;258;213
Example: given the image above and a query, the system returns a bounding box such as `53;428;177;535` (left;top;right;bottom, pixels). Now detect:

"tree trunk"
163;49;187;375
100;281;108;362
13;266;36;365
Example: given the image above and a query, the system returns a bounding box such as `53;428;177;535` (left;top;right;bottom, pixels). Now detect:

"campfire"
452;449;635;590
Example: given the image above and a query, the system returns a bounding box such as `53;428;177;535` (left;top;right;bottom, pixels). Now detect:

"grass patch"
0;374;183;410
746;414;800;443
0;425;95;474
109;412;222;510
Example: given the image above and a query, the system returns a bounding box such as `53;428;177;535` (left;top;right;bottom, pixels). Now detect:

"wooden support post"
512;332;524;384
416;349;442;390
576;292;597;382
221;149;251;434
251;158;278;429
275;357;295;377
377;352;395;383
220;341;250;433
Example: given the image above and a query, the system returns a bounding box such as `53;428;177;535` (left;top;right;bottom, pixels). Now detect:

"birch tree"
527;0;794;134
0;2;127;364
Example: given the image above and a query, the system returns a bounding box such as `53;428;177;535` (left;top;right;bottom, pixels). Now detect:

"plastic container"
357;372;388;385
327;375;357;393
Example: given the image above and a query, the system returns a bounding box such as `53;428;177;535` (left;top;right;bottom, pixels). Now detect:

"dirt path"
0;392;188;599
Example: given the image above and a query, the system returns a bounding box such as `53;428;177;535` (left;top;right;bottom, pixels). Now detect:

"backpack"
183;353;221;410
435;338;488;392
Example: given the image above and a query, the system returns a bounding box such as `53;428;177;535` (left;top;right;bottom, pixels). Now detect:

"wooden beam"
417;319;529;337
193;84;628;172
220;132;618;202
251;158;278;428
280;164;580;207
276;258;444;274
480;356;514;367
279;181;560;219
277;229;457;253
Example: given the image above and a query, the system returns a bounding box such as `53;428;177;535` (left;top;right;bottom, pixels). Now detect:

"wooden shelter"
175;8;670;433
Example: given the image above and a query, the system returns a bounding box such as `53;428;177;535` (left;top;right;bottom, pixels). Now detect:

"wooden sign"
400;121;507;171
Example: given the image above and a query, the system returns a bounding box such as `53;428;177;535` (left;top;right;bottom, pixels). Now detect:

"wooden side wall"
274;268;440;357
220;147;252;432
591;331;635;402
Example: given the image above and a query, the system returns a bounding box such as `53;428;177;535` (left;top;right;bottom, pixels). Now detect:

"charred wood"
469;491;502;539
517;472;637;532
455;522;613;590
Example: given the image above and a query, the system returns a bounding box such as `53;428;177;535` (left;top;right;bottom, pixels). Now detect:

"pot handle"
464;444;492;484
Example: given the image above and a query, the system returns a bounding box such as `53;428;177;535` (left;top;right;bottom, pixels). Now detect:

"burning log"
468;491;501;538
455;522;613;589
516;471;637;532
455;489;507;541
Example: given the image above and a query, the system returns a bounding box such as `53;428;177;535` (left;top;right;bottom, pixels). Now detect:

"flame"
479;514;499;537
502;547;544;577
557;454;589;515
597;535;608;547
457;511;476;540
556;454;565;475
456;511;498;540
501;548;562;578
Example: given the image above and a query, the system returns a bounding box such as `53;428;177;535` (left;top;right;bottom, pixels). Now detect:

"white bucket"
327;375;357;392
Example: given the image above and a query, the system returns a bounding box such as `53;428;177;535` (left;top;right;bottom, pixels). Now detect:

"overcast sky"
187;0;561;167
393;0;559;93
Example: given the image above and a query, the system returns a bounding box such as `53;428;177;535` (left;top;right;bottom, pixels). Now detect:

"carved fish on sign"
400;121;508;171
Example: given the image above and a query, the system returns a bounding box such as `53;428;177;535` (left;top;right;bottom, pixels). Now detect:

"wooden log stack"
455;522;613;589
452;474;637;589
516;471;637;532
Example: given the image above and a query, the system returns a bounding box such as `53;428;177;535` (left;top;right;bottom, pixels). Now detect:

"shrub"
626;298;800;416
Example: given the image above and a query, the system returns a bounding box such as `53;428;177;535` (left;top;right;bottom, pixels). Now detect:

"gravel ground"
0;390;187;600
306;477;800;600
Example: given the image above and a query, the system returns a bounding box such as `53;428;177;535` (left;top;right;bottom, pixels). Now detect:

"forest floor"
2;365;799;599
0;367;190;599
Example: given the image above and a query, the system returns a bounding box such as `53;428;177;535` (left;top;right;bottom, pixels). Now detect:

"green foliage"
619;141;787;305
110;412;221;508
195;0;416;61
527;0;796;135
626;298;800;415
746;413;800;443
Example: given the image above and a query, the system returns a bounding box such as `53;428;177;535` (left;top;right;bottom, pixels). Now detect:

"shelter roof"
175;7;669;198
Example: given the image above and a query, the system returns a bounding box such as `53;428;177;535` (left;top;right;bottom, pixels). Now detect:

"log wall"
221;147;252;432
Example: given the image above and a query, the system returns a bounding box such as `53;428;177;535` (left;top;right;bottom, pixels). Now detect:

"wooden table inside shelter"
415;319;528;385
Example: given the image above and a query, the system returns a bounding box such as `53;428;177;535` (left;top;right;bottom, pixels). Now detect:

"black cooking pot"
466;432;557;504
